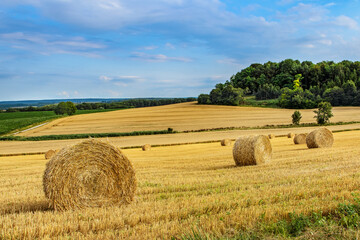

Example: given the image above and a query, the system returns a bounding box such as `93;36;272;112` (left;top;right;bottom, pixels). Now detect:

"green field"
243;96;279;108
0;109;117;136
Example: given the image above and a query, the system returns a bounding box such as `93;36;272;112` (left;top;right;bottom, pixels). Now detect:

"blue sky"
1;0;360;100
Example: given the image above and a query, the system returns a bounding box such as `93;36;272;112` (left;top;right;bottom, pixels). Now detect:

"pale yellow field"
2;123;360;155
17;102;360;136
1;131;360;239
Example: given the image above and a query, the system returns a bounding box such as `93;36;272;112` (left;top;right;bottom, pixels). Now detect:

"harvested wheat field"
16;102;360;137
3;123;360;155
1;130;360;239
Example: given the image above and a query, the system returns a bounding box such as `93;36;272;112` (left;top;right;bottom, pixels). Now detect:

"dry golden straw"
221;139;231;146
233;135;272;166
43;139;137;211
268;134;275;139
287;133;295;138
45;150;55;159
294;133;307;144
142;144;151;151
306;128;334;148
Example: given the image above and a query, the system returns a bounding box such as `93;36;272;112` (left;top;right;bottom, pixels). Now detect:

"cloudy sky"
1;0;359;100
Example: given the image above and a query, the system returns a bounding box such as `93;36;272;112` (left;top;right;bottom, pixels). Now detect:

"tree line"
3;98;197;114
199;59;360;108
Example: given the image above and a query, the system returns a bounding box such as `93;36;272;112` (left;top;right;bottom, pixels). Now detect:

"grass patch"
242;96;279;108
74;109;117;115
0;109;118;136
0;130;177;141
0;111;60;135
176;194;360;240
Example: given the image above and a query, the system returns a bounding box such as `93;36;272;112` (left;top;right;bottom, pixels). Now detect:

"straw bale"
142;144;151;151
287;133;295;138
43;139;136;211
268;134;275;139
233;135;272;166
306;128;334;148
221;139;231;146
294;133;307;144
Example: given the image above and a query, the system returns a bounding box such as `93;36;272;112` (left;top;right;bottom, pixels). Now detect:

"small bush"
291;110;302;125
314;101;333;124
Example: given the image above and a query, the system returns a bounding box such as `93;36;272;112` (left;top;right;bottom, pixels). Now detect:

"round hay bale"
221;139;231;146
45;150;56;159
43;139;137;211
142;144;151;151
268;134;275;139
287;133;295;138
233;135;272;166
294;133;307;144
306;128;334;148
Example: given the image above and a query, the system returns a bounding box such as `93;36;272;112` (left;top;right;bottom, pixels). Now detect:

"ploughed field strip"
1;131;360;239
16;102;360;137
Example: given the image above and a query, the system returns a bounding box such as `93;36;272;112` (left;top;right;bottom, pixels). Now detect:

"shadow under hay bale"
294;133;307;144
45;150;55;159
221;139;231;146
233;135;272;166
142;144;151;151
43;139;137;211
287;133;295;138
306;128;334;149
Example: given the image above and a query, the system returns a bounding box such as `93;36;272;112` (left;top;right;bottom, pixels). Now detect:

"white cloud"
99;75;113;81
58;91;69;98
100;75;145;87
303;44;315;48
208;75;226;81
142;45;158;50
131;52;192;62
1;1;360;68
108;90;121;97
217;58;243;67
318;39;332;46
6;0;223;30
0;32;106;57
334;15;359;30
325;2;336;7
165;43;175;49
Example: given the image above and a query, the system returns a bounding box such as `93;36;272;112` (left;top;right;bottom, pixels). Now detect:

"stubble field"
16;102;360;137
1;131;360;239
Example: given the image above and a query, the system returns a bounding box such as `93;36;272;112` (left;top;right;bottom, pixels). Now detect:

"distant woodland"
198;59;360;108
3;98;196;113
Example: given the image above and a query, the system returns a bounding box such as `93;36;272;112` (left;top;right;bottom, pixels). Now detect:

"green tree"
220;85;244;106
279;87;317;109
197;94;211;104
273;73;293;89
255;83;281;100
323;87;344;106
342;80;357;105
293;74;302;90
54;102;67;115
314;102;333;124
209;88;222;104
66;101;77;115
54;101;77;115
292;111;302;125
